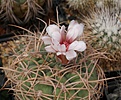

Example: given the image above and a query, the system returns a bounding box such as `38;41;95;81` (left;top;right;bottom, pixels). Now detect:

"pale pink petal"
68;20;78;30
51;38;60;50
60;25;65;34
51;31;61;42
66;28;79;42
77;23;84;37
74;41;86;52
68;41;78;50
42;36;52;45
52;39;60;45
45;46;56;53
68;41;86;52
65;50;77;60
46;24;60;37
49;44;66;56
54;44;66;56
66;24;84;42
56;52;62;55
57;44;66;52
51;39;61;51
60;25;66;41
51;42;59;51
57;52;66;56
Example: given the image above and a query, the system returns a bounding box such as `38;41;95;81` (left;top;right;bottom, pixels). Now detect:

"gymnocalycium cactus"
2;20;105;100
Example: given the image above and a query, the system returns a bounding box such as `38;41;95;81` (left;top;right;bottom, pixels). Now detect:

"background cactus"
0;36;27;67
84;7;121;52
0;0;47;24
65;0;96;21
66;0;121;9
82;1;121;71
66;0;96;9
1;25;105;100
65;0;121;23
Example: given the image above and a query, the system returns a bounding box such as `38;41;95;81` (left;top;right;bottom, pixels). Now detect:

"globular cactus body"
2;34;105;100
10;56;101;100
1;20;105;100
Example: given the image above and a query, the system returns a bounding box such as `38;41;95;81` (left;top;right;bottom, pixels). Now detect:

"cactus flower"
42;20;86;64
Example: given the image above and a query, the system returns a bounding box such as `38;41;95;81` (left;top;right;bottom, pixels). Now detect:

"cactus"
65;0;121;23
0;36;28;67
82;2;121;71
83;5;121;53
7;55;104;100
1;22;105;100
65;0;96;20
66;0;121;9
0;0;46;24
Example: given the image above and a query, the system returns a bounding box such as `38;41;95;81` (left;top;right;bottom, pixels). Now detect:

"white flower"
42;20;86;63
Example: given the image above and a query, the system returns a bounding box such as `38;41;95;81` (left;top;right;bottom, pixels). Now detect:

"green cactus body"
2;34;105;100
9;56;102;100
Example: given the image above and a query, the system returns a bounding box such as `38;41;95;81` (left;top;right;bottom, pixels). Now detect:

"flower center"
63;41;70;50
